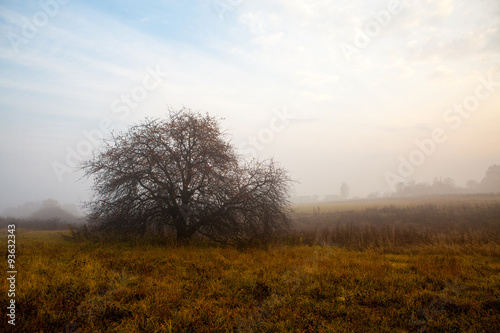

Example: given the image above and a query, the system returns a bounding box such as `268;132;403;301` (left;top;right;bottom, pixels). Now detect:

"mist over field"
3;4;500;331
2;3;500;331
1;1;499;212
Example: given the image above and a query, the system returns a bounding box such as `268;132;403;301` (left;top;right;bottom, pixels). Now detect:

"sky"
0;0;499;212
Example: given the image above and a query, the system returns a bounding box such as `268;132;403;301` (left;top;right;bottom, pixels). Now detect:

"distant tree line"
393;164;500;197
1;199;81;221
0;216;79;230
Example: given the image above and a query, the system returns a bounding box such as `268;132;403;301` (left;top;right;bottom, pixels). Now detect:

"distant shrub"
0;216;80;230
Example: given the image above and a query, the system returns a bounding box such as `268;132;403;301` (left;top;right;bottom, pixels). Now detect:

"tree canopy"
81;108;292;245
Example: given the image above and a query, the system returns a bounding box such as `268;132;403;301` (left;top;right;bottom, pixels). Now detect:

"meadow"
2;195;500;332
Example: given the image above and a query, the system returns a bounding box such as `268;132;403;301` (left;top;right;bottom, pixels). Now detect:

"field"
2;195;500;332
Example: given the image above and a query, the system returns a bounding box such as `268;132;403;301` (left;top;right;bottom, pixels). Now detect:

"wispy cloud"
0;0;498;208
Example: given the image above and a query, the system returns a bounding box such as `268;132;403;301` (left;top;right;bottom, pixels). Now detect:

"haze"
1;0;499;213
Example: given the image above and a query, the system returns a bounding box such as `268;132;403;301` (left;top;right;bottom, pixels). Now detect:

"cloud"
296;71;339;86
251;32;285;47
428;67;456;80
301;91;333;102
238;11;270;35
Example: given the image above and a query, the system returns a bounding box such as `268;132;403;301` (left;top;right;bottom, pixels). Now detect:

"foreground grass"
1;229;500;332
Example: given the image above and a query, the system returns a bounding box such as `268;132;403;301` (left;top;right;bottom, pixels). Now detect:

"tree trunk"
174;215;198;241
175;220;189;241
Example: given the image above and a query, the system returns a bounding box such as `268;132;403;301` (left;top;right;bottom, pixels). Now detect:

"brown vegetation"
2;196;500;331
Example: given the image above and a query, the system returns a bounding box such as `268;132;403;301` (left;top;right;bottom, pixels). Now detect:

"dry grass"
289;194;500;251
1;195;500;332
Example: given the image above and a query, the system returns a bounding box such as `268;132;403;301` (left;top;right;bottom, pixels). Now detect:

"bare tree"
80;108;292;245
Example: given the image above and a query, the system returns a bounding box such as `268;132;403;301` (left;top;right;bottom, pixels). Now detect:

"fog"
1;198;82;219
1;1;499;213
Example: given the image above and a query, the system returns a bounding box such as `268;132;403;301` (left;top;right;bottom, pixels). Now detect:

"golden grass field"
2;195;500;332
